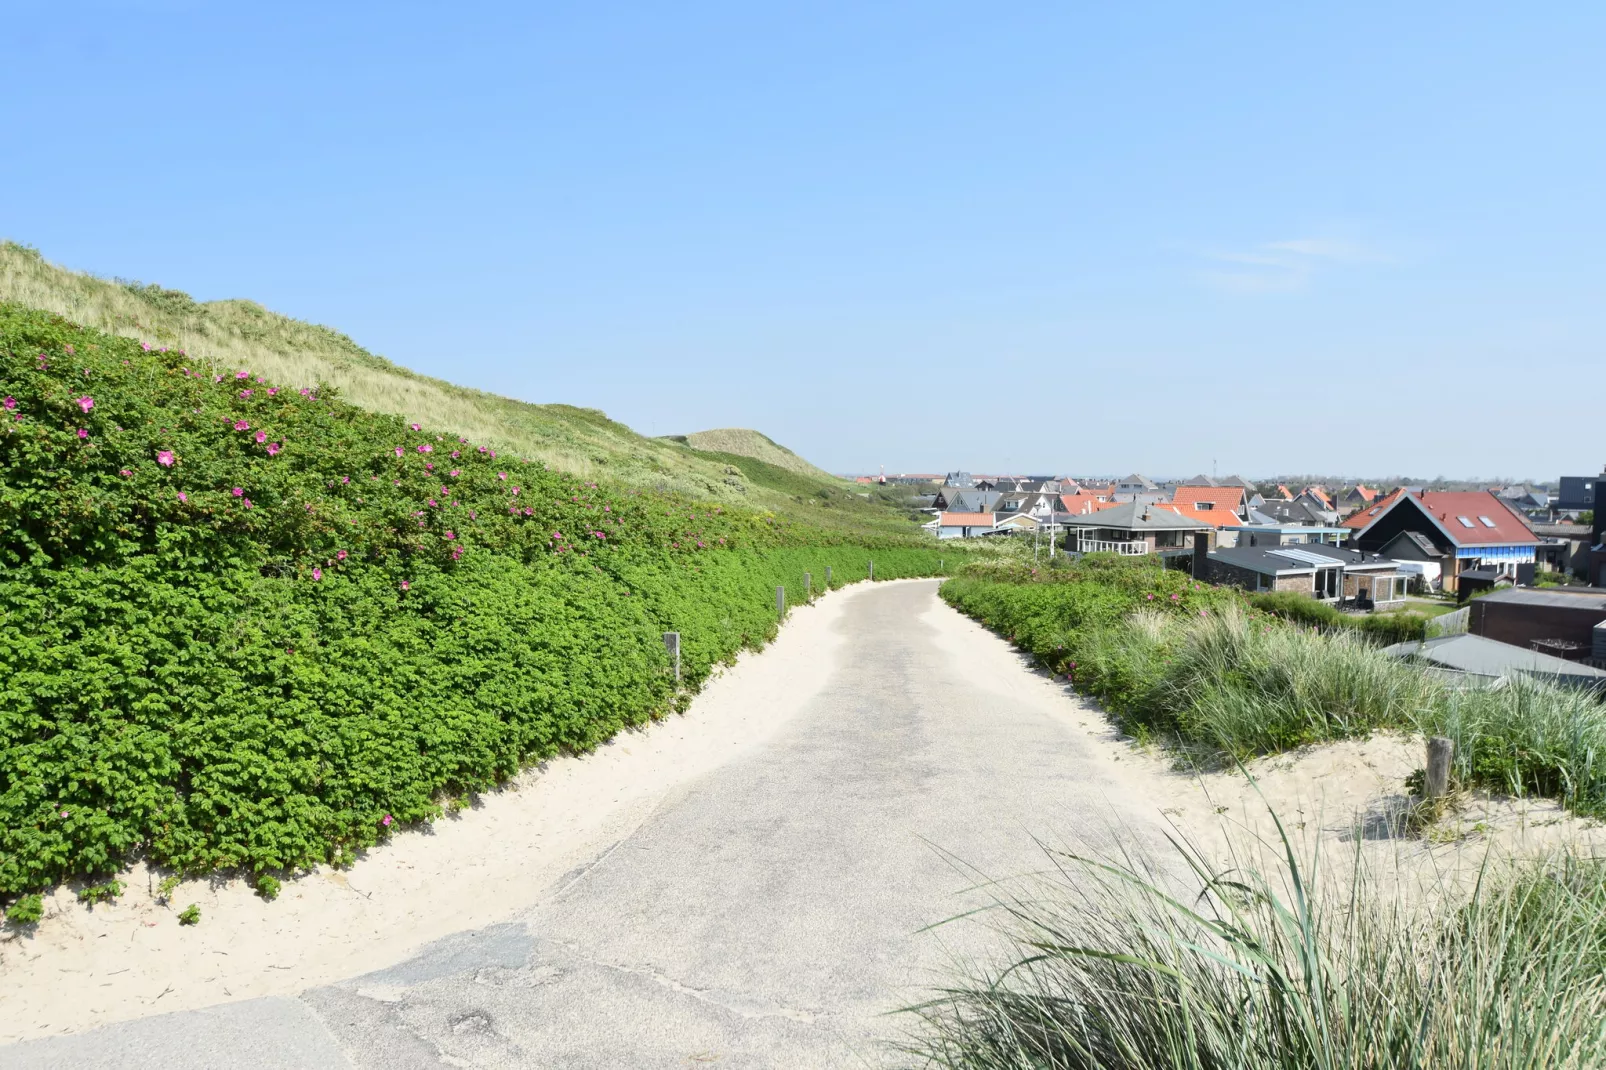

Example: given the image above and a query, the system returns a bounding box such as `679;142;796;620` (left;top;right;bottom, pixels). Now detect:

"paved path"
4;580;1166;1069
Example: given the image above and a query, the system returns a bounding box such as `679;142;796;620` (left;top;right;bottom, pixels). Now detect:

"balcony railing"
1077;537;1149;555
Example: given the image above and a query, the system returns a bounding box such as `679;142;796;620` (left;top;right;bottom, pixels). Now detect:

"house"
939;488;1003;514
1348;490;1541;592
1557;467;1601;514
942;471;976;488
1189;541;1408;607
1342;484;1381;507
1469;587;1606;658
1237;513;1349;547
1064;500;1217;556
1385;634;1606;689
1298;486;1336;514
1112;473;1164;504
1170;485;1249;523
1060;491;1114;515
994;490;1064;522
927;511;997;539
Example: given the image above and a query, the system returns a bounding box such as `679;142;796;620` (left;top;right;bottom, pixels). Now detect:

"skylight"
1478;516;1497;527
1456;516;1475;527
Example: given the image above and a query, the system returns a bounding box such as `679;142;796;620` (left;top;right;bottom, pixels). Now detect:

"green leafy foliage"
5;893;42;925
0;304;955;906
77;879;123;905
177;903;200;925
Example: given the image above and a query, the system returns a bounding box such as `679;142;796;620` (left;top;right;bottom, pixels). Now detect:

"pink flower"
337;549;348;560
312;567;322;581
236;370;249;379
417;444;432;453
449;469;460;477
2;397;13;410
255;431;267;443
141;342;151;351
411;423;420;431
157;449;175;467
382;813;394;827
119;468;133;477
300;387;311;397
341;476;349;484
400;580;410;591
234;420;250;432
77;428;89;439
77;396;94;413
268;387;278;396
478;446;487;453
232;487;243;496
239;389;253;398
445;530;455;540
1146;594;1154;600
450;451;460;459
498;472;507;480
394;446;403;457
243;498;253;509
512;487;520;496
1171;594;1180;602
177;492;188;502
266;442;281;456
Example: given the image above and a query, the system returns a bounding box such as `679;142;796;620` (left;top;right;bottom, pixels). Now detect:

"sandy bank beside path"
0;579;895;1044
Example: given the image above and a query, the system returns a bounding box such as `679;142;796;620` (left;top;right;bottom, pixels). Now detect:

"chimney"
1191;530;1210;580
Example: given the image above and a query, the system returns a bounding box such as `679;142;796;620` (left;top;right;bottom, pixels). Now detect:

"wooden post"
1425;736;1453;799
662;631;680;682
868;560;874;581
776;585;785;618
804;572;811;599
825;565;832;586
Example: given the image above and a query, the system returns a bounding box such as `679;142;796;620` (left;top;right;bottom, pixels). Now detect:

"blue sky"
5;3;1602;480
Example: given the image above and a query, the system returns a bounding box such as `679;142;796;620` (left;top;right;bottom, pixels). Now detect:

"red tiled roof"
1353;484;1378;502
1414;492;1538;546
938;512;995;526
1343;487;1405;528
1158;503;1241;528
1060;493;1116;514
1302;486;1334;509
1171;486;1245;514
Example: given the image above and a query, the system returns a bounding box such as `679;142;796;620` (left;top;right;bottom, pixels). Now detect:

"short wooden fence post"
825;565;832;586
776;585;785;618
868;560;874;581
662;631;681;682
804;572;811;599
1425;736;1454;799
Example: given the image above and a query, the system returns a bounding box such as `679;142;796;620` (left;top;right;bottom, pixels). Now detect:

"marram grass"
901;808;1606;1069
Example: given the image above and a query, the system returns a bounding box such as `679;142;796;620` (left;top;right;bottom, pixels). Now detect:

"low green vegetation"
0;304;951;908
905;823;1606;1068
1247;588;1429;643
940;556;1606;810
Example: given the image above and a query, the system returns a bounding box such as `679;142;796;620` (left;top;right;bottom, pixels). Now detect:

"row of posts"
665;558;922;681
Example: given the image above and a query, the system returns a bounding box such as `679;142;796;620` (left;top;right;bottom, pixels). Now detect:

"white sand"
0;581;875;1043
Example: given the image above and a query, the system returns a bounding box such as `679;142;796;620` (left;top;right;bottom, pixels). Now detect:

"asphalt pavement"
3;580;1165;1069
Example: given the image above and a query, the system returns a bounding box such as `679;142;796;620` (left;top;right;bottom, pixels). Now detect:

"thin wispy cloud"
1196;235;1386;294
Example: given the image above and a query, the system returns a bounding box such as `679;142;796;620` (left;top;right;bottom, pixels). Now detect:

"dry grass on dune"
0;240;859;510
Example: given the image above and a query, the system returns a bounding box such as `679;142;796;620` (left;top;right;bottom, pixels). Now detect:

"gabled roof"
1352;491;1540;548
1343;487;1406;529
1161;502;1242;528
1301;486;1334;509
1060;493;1117;515
1064;500;1215;531
938;512;995;526
1171;486;1246;516
1180;474;1218;487
1351;484;1379;502
1414;491;1538;546
1117;473;1159;490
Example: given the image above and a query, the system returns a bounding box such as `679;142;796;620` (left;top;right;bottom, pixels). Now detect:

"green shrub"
177;903;200;926
5;893;43;925
77;880;123;906
0;304;960;910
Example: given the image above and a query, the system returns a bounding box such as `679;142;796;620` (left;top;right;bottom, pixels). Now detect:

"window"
1478;516;1497;527
1456;516;1475;527
1197;501;1214;509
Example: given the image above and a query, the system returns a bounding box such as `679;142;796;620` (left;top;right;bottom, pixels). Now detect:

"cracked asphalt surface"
5;580;1166;1068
